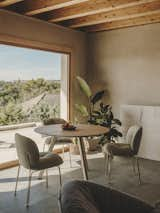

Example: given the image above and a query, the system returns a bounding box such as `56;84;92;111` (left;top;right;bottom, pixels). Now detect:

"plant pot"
85;137;100;152
70;143;80;155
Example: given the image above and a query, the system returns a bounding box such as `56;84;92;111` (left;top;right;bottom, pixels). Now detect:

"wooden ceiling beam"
48;0;111;22
84;12;160;32
48;0;157;22
65;0;160;28
24;0;90;16
0;0;23;7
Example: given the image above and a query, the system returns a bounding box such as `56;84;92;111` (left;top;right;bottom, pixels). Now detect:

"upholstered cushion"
60;180;156;213
15;134;63;170
104;143;133;157
15;133;40;169
39;152;49;157
126;125;142;154
34;152;63;170
103;125;142;157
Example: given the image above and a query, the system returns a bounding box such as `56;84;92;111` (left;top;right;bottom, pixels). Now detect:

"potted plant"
89;103;122;145
75;76;122;151
75;76;105;122
75;76;105;151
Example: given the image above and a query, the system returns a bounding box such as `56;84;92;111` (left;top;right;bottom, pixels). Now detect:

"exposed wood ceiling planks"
84;12;160;32
0;0;23;7
65;0;160;28
48;0;158;22
1;0;160;32
24;0;90;16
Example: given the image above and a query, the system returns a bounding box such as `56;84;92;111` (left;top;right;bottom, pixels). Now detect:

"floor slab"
0;152;160;213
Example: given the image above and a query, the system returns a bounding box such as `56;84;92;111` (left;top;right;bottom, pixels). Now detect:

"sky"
0;44;61;81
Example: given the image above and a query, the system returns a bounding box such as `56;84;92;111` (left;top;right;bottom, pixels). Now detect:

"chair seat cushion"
33;152;63;170
104;143;134;157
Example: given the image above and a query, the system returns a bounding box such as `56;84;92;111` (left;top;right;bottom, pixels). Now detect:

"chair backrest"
43;118;66;125
15;133;40;169
126;125;143;155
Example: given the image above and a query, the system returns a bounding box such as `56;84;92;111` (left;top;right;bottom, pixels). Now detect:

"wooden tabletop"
34;124;108;138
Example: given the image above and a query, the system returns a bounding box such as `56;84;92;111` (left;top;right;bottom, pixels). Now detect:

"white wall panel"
120;105;160;161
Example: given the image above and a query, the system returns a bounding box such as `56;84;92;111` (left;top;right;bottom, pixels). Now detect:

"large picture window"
0;44;69;165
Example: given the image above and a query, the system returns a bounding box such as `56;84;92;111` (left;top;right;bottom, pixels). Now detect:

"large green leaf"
76;76;92;98
112;118;122;126
75;104;89;117
91;90;105;105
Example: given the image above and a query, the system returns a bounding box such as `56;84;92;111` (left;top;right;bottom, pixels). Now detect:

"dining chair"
14;133;63;207
103;125;143;184
43;118;73;167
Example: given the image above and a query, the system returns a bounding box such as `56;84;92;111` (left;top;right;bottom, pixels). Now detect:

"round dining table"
35;124;108;180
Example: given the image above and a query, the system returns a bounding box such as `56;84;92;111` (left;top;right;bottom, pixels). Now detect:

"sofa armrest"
60;180;110;213
60;180;155;213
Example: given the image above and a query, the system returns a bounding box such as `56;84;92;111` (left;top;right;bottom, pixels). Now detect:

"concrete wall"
0;9;88;120
88;23;160;117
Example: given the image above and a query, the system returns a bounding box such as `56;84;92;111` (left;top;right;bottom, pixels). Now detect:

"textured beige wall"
0;9;88;120
88;23;160;117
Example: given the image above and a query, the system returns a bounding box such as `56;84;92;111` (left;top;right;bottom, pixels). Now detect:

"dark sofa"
59;180;160;213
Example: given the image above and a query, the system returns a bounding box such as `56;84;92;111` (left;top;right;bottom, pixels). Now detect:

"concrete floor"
0;152;160;213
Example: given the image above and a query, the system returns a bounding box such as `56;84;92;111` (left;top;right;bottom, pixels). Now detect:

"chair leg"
108;155;112;183
58;167;62;188
136;157;141;185
46;169;48;188
62;144;65;160
132;157;136;175
43;142;46;152
26;170;32;208
104;153;108;176
69;144;72;168
14;165;21;196
58;188;62;213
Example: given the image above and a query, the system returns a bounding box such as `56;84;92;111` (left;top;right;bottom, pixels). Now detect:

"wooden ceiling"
0;0;160;32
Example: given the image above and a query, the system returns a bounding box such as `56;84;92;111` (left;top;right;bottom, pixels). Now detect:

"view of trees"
0;78;60;125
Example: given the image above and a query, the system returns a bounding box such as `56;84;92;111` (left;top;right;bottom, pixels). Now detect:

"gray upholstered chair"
59;180;159;213
14;133;63;207
103;125;143;184
43;118;73;167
